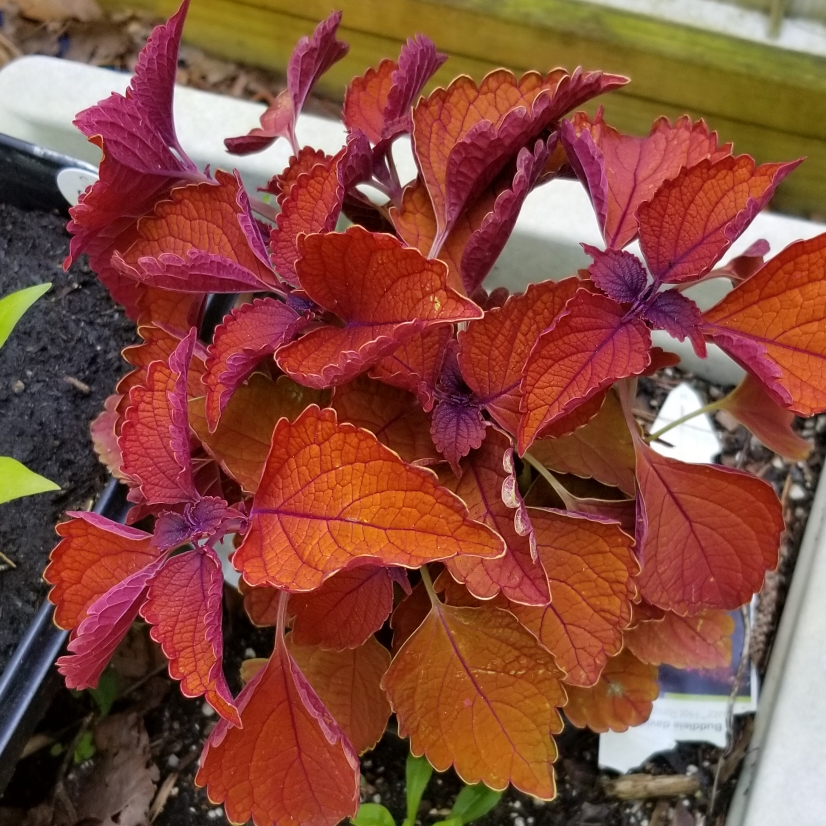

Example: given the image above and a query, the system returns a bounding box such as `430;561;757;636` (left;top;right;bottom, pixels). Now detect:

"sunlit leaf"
0;282;51;349
0;457;59;505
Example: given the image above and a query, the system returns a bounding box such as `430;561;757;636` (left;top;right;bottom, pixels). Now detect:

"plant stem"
418;565;439;607
646;399;724;442
522;451;559;492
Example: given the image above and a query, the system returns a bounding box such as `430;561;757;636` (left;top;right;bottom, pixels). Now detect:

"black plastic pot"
0;133;233;793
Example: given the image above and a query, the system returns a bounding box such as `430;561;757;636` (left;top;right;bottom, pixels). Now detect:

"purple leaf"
461;139;550;293
224;11;348;155
152;496;242;550
559;119;608;231
382;35;447;141
337;130;374;190
643;289;707;358
583;245;648;303
431;345;487;475
56;555;167;690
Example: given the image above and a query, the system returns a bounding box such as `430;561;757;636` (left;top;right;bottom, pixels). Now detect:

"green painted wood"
99;0;826;215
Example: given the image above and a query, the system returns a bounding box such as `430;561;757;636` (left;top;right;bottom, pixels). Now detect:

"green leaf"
449;783;503;824
351;803;396;826
432;819;462;826
0;283;51;349
403;753;433;826
89;669;119;716
0;457;59;505
73;731;96;764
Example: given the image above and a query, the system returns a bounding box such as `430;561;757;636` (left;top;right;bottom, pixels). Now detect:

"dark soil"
0;202;134;671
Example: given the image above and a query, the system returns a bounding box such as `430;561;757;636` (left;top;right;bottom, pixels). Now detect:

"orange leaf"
266;146;330;202
276;227;482;388
390;581;431;654
332;374;439;463
564;649;658;733
528;390;636;495
439;429;550;606
370;326;451;412
116;170;278;290
343;58;396;144
624;609;734;670
141;548;239;724
233;406;504;591
190;373;327;494
638;155;800;285
519;290;651;453
382;601;566;798
287;635;391;753
509;508;638;687
119;329;197;503
634;438;783;614
45;513;158;630
196;632;359;826
239;579;281;627
457;279;579;436
718;373;811;461
289;566;395;650
703;234;826;416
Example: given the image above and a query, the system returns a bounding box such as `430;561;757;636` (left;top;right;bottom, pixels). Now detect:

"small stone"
166;754;180;769
201;702;216;717
772;456;785;470
816;416;826;434
207;808;224;819
512;800;522;810
12;380;24;394
244;647;257;659
789;483;807;502
371;794;381;804
515;818;526;826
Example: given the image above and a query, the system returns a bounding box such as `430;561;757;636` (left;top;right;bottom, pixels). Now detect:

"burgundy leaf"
152;496;242;551
559;118;608;231
583;246;648;303
225;11;348;154
643;289;707;357
460;139;550;293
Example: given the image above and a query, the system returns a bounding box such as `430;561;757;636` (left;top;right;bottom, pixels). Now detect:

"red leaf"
634;437;783;613
239;580;280;628
703;234;826;416
287;635;392;753
91;394;126;480
519;289;651;452
642;289;706;358
564;113;732;250
582;246;647;303
638;155;801;285
718;374;811;461
67;0;199;262
331;374;439;463
413;69;625;253
382;601;566;798
119;328;198;504
276;227;482;388
528;390;636;495
56;555;167;690
46;513;158;630
270;133;372;286
625;608;734;670
458;278;580;436
113;171;278;293
224;11;348;155
234;406;504;591
509;508;638;687
370;326;451;412
196;629;359;826
141;548;239;724
289;566;395;650
564;649;658;732
344;36;447;144
203;297;303;431
440;430;550;606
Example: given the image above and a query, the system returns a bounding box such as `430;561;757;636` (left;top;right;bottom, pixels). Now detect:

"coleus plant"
43;2;826;824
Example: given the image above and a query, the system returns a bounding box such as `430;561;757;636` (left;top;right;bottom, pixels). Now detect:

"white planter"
1;54;824;825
